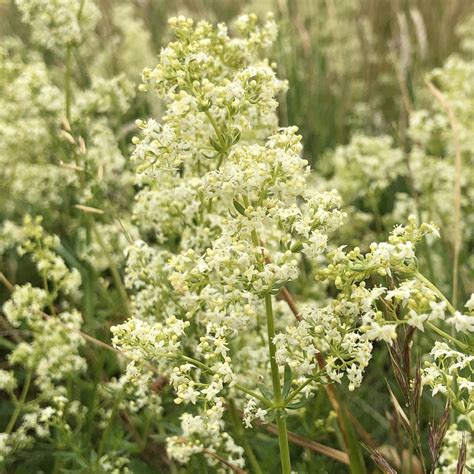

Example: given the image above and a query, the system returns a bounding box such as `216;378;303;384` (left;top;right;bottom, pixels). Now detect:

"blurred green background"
0;0;474;163
3;0;473;165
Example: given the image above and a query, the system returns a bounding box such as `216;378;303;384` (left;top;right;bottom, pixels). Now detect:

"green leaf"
287;399;307;410
231;128;241;145
233;199;246;216
209;136;222;152
337;396;368;474
282;365;292;399
259;386;273;400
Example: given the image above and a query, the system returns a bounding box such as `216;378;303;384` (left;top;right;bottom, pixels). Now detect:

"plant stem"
415;272;456;315
203;108;224;145
244;192;292;472
91;222;130;314
425;80;462;310
265;294;292;474
426;322;471;354
5;368;32;434
286;377;315;404
97;395;122;459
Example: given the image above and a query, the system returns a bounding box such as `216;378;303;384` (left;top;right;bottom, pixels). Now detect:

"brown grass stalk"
425;79;462;309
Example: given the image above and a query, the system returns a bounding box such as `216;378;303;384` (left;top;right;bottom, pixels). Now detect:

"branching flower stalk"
112;14;349;471
246;194;292;470
265;293;292;472
425;80;463;310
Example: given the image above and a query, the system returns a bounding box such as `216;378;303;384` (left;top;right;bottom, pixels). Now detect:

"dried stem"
425;79;462;309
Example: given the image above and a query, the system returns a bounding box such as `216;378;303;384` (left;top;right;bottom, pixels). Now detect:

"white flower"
365;322;397;344
429;301;447;321
406;310;428;331
465;294;474;312
0;370;17;392
447;311;474;332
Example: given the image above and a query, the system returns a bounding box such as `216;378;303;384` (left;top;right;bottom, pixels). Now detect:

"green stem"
286;377;316;404
0;336;16;350
91;223;130;314
97;395;122;459
203;109;224;145
242;194;291;472
265;294;292;474
415;272;456;315
275;414;291;474
216;152;225;169
202;108;230;170
5;368;32;434
426;322;471;354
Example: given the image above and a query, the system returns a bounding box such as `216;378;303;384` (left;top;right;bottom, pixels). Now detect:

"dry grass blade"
75;204;105;214
428;402;450;472
387;384;411;433
362;443;397;474
278;286;300;321
413;362;422;418
203;448;247;474
264;422;349;465
456;436;467;474
0;272;15;292
410;8;428;59
425;79;463;309
389;343;409;401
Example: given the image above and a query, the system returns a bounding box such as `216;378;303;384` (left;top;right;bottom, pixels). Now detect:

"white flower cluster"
317;134;406;247
422;342;473;427
0;371;17;393
18;215;82;296
0;221;88;459
98;453;131;474
0;391;85;462
274;301;373;394
273;218;470;397
316;27;474;280
321;216;439;287
0;2;165;470
405;54;474;266
242;397;268;428
435;423;473;473
15;0;100;49
323;134;404;198
167;399;244;467
105;361;162;417
111;316;189;366
111;14;346;468
131;14;288;244
5;301;86;393
0;53;73;225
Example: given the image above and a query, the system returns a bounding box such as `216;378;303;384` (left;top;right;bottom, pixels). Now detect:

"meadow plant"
112;14;472;473
0;3;473;474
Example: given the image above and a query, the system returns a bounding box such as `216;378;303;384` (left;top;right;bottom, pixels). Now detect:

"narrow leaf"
282;365;292;399
233;199;246;216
